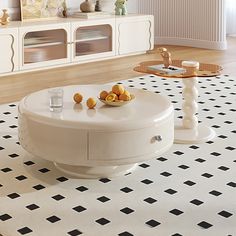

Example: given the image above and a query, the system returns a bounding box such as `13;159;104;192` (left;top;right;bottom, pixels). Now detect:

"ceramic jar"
80;0;95;12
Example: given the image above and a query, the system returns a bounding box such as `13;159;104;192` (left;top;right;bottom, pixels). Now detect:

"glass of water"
48;88;64;112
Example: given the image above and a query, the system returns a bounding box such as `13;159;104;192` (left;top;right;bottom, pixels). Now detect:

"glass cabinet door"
74;24;112;57
23;29;67;64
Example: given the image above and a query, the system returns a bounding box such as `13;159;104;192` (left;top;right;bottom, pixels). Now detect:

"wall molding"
155;37;227;50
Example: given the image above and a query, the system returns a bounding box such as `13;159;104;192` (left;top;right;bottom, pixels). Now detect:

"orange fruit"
119;93;131;101
86;97;97;109
73;93;83;103
112;84;125;96
105;93;117;102
123;90;131;97
100;90;109;100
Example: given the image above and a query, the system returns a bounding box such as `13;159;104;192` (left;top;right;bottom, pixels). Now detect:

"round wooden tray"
134;60;222;78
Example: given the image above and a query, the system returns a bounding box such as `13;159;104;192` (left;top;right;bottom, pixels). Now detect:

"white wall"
138;0;227;50
0;0;138;20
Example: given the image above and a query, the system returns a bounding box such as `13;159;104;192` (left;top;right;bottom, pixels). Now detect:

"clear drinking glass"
48;88;64;112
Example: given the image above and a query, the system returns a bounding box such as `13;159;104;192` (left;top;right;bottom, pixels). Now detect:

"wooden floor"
1;37;236;104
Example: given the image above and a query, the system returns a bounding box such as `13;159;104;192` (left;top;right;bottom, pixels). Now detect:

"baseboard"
155;37;227;50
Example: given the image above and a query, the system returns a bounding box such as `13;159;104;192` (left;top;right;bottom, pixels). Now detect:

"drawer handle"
153;135;163;142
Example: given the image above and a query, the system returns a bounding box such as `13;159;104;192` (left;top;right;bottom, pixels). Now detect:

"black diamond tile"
8;153;19;158
190;199;204;206
169;209;184;216
9;104;16;107
209;190;222;196
195;158;206;163
197;221;213;229
26;204;40;210
3;112;11;115
99;178;111;183
218;166;229;171
38;168;50;173
76;186;88;192
17;227;33;235
0;146;4;150
178;165;189;170
218;210;233;218
57;176;69;182
73;205;87;213
9;125;17;128
97;196;110;203
120;207;134;214
173;151;184;156
144;197;157;204
211;152;221;157
0;120;5;123
95;218;110;225
52;194;65;201
227;182;236;188
15;175;27;181
46;215;61;223
141;179;153;184
160;172;172;177
3;135;12;139
120;187;133;193
24;161;35;166
202;173;213;178
226;146;236;151
139;163;150;168
1;167;12;173
8;192;20;199
156;157;167;162
67;229;83;236
172;234;183;236
218;135;227;139
33;184;45;190
164;189;177;195
118;232;134;236
0;213;12;221
189;145;199;149
184;180;196;186
145;219;161;228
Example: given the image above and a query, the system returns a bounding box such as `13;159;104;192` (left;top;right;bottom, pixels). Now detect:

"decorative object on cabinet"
20;0;67;21
0;9;10;25
95;0;102;12
115;0;127;15
80;0;95;13
70;11;111;19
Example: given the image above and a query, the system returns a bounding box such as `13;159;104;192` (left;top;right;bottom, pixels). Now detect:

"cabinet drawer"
88;117;173;161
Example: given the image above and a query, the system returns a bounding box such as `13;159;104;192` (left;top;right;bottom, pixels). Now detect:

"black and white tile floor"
0;75;236;236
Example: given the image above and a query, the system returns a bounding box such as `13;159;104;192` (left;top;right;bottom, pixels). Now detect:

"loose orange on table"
86;97;97;109
73;93;83;104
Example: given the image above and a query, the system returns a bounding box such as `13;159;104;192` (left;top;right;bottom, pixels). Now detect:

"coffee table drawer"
88;117;173;162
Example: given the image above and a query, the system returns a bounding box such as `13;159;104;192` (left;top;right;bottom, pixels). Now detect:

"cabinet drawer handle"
153;135;162;142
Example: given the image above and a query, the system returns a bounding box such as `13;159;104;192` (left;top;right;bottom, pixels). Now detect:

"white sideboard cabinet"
116;15;154;55
0;14;154;76
0;27;18;74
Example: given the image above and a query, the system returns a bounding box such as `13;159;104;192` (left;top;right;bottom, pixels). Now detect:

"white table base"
174;123;216;144
54;163;137;179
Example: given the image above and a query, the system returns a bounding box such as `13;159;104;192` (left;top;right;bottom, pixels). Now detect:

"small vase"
80;0;95;13
0;9;10;25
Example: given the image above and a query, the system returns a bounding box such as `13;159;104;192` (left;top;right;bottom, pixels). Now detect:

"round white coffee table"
18;85;174;178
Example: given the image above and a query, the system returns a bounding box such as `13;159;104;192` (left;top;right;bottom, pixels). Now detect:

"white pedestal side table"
134;59;222;144
18;85;174;178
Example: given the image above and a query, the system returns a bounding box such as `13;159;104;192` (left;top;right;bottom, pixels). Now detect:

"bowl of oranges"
98;84;135;107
